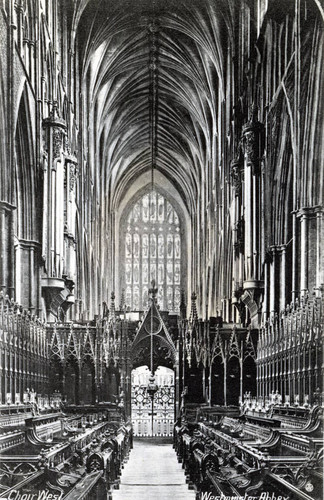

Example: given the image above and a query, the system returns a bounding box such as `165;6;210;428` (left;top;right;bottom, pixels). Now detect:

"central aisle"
112;439;196;500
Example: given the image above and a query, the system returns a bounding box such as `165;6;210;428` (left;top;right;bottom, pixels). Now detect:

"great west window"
121;190;182;312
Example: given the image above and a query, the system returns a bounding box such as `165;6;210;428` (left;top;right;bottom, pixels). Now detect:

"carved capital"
296;205;323;219
42;103;67;162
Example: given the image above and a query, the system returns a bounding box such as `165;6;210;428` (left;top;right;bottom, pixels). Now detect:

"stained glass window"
121;190;182;312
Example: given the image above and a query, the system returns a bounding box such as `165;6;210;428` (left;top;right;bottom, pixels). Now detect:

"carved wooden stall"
175;405;323;500
0;408;132;499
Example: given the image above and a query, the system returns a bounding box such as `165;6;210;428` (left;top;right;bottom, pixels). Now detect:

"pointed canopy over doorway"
130;281;177;370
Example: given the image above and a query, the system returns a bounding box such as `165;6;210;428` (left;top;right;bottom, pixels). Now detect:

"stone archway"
129;283;180;435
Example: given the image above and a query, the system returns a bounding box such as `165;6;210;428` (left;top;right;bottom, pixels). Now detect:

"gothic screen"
121;190;183;312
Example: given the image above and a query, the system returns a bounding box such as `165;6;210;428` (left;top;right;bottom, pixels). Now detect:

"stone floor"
112;438;196;500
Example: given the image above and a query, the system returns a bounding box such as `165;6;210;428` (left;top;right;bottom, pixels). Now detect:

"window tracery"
122;190;182;312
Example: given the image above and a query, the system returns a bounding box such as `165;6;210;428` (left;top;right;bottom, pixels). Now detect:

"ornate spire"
109;292;116;323
189;292;198;323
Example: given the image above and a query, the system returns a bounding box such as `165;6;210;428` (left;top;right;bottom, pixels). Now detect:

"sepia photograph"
0;0;323;499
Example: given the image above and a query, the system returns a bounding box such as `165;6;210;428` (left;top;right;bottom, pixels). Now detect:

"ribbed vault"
71;0;233;214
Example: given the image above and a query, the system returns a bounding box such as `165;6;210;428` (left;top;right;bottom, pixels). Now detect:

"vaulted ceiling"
70;0;235;213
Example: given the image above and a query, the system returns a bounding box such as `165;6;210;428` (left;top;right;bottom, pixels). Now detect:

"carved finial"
50;101;59;120
109;292;116;322
149;280;158;303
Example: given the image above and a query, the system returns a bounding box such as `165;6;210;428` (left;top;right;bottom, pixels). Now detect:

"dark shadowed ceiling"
71;0;234;212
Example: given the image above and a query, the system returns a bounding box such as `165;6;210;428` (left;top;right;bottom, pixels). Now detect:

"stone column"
316;209;324;292
42;105;67;319
298;208;310;294
263;258;269;321
242;106;263;284
269;246;279;316
0;202;16;298
63;156;78;294
241;106;264;326
231;157;244;303
297;206;322;295
279;245;287;312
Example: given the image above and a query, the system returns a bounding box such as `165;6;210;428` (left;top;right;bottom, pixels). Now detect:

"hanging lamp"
147;280;159;399
146;2;159;407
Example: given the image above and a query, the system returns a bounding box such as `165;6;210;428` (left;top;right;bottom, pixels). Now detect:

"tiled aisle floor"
112;439;196;500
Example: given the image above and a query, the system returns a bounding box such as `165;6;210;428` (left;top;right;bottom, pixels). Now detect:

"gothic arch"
114;170;191;309
14;85;40;310
14;85;35;240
